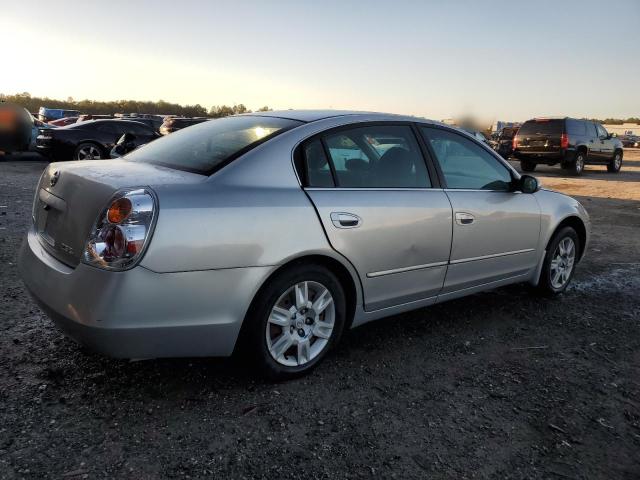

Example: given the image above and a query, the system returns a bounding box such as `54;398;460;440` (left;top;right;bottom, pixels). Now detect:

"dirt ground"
1;151;639;479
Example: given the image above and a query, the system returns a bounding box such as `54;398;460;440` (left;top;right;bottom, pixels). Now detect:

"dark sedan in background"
159;116;209;135
36;119;158;161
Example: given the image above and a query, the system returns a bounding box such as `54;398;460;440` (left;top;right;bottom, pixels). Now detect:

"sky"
2;0;639;121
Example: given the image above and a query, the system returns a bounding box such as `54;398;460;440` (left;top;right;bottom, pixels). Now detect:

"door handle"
330;212;362;229
455;212;475;225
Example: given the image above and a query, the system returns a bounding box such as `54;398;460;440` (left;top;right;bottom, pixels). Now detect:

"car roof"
243;109;435;124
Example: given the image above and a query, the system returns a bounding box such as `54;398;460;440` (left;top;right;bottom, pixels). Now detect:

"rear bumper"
18;228;273;358
514;149;573;163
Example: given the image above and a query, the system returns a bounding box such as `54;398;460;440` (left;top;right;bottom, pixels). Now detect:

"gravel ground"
1;151;639;479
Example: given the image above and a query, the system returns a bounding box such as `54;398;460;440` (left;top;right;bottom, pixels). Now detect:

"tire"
74;143;104;160
567;151;585;176
607;150;622;173
537;226;580;296
242;264;347;380
520;160;536;172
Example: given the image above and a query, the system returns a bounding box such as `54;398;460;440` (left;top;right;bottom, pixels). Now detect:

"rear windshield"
126;115;302;174
518;119;564;136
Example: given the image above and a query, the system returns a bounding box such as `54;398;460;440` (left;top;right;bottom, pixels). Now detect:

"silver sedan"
19;110;590;379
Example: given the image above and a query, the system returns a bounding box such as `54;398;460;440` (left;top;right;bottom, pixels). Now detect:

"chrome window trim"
443;188;514;193
304;187;445;192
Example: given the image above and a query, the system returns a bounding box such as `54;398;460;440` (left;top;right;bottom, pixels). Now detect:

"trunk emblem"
50;170;60;187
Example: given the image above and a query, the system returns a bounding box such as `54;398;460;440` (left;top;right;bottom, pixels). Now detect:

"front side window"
596;124;608;139
126;116;302;174
421;127;512;191
309;125;430;188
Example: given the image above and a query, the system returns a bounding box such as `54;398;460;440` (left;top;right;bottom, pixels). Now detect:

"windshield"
126;115;303;174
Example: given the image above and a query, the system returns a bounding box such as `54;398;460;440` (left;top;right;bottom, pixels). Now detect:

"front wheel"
537;226;580;295
607;151;622;173
243;264;346;380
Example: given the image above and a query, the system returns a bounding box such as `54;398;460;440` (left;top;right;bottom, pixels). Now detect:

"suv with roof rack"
513;117;623;175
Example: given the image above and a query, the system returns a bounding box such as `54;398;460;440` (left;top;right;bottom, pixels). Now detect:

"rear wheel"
74;143;104;160
607;150;622;173
567;151;585;176
537;226;579;295
520;159;536;172
243;264;346;380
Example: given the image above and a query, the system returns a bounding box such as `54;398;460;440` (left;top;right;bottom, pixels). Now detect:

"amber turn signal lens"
107;197;132;224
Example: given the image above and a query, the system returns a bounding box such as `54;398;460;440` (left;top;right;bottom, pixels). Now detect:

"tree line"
0;92;272;118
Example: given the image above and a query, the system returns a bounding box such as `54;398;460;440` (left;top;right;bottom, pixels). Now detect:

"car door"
419;126;541;298
596;123;614;160
584;121;601;160
301;123;453;311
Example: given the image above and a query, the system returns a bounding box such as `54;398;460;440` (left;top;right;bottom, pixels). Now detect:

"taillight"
83;188;157;270
560;133;569;149
512;136;518;150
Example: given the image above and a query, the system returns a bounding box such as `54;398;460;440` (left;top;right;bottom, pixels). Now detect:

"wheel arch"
549;215;587;261
234;253;360;354
575;144;588;155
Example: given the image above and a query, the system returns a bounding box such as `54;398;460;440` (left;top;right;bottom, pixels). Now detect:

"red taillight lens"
83;189;156;271
107;197;132;223
560;133;569;149
512;136;518;150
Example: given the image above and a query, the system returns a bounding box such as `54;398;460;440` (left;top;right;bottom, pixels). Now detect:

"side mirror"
519;174;539;194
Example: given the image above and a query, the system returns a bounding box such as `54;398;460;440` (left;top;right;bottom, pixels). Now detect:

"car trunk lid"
33;160;205;267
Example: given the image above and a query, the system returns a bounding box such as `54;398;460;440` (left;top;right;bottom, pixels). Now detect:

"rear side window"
309;125;430;188
126;122;154;135
518;119;564;136
96;122;123;135
566;119;586;135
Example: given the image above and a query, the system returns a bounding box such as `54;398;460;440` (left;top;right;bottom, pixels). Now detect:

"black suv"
513;118;623;175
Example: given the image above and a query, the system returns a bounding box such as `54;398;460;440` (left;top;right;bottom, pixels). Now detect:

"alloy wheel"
575;155;584;173
614;153;622;170
76;145;102;160
265;281;335;367
550;237;576;289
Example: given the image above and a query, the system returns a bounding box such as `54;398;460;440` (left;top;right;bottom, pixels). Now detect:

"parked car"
120;116;163;132
459;127;492;146
28;116;56;152
36;119;159;161
619;135;640;148
19;110;590;379
159;116;209;135
49;116;79;127
513;118;623;175
38;107;80;123
77;114;114;122
494;127;519;159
